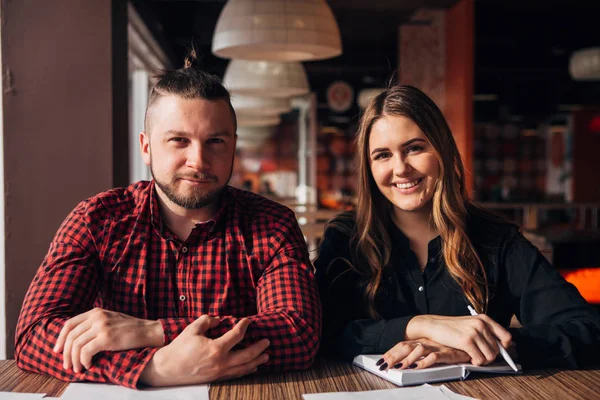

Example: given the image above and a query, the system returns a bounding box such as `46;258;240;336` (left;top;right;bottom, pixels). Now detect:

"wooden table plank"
1;359;599;399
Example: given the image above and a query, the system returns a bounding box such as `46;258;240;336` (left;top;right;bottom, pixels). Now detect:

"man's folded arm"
205;216;322;371
15;211;159;389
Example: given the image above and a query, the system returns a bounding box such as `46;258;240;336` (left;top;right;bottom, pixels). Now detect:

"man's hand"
379;338;471;370
405;314;513;366
140;315;270;387
53;308;164;373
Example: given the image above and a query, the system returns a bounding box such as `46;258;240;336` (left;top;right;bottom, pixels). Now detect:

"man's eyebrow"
163;130;233;137
164;130;191;136
207;131;232;138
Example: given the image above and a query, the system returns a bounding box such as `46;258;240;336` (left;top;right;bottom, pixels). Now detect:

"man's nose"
186;145;210;170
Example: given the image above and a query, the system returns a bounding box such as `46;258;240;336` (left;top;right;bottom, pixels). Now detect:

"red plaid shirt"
15;181;321;388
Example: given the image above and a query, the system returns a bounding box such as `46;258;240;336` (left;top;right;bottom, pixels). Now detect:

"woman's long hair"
341;85;489;317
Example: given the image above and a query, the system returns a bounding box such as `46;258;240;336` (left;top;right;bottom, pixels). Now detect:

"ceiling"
134;0;600;123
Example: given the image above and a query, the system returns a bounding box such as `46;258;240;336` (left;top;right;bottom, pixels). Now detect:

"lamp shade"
212;0;342;62
224;60;309;98
231;94;292;116
236;126;275;150
237;126;275;140
569;48;600;80
238;115;281;128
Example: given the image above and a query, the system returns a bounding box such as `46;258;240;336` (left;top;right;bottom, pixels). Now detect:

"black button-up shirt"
315;211;600;369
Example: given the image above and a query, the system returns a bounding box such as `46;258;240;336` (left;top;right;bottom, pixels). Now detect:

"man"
15;55;321;388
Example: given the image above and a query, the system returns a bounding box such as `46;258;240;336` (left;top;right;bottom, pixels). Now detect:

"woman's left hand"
377;338;471;371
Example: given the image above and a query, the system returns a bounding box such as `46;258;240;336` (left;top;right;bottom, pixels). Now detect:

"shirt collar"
388;219;442;256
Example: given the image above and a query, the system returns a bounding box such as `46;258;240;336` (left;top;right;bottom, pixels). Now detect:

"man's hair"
144;49;237;133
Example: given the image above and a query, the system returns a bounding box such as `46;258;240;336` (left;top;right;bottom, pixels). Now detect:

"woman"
315;85;600;371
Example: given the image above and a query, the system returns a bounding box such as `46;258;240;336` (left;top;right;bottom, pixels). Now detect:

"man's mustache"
175;173;218;182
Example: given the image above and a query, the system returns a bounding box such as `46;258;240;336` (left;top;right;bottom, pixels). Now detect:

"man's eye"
170;137;187;143
207;138;225;144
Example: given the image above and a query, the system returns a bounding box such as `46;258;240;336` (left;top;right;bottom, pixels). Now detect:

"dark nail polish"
378;362;388;371
393;363;402;369
408;363;418;369
375;358;384;366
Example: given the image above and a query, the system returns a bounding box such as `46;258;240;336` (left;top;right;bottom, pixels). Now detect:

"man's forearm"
205;310;320;371
16;317;159;388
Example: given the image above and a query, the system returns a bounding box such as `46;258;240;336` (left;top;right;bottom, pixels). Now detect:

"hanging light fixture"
231;94;292;117
238;115;281;128
569;47;600;80
236;126;275;150
224;60;309;98
212;0;342;62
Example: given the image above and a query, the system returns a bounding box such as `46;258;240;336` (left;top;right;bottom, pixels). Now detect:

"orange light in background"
559;268;600;304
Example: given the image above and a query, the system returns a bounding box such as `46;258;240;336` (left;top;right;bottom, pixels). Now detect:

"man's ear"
140;131;151;166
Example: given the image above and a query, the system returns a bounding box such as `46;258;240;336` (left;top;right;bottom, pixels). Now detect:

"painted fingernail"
393;363;402;369
378;362;388;371
375;358;384;366
408;363;418;369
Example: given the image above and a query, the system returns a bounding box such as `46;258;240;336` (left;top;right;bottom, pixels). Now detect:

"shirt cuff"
378;315;416;353
158;318;192;345
126;347;161;389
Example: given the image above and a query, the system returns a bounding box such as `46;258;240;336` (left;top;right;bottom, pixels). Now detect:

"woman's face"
368;114;440;217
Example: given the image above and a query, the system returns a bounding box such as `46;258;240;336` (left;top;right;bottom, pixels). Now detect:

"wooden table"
2;359;600;399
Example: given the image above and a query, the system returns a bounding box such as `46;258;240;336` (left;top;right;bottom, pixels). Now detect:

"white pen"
467;305;519;372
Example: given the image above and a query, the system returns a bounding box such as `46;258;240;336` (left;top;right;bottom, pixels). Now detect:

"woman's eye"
374;153;391;160
406;145;423;154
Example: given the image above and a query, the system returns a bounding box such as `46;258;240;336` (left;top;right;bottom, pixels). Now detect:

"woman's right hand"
405;314;513;366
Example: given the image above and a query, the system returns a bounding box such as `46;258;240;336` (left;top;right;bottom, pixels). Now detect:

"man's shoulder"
75;181;151;221
228;187;295;217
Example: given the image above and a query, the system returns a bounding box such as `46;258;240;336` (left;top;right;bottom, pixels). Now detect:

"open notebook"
353;354;521;387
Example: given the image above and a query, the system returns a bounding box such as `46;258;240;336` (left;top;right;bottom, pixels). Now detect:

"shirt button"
179;295;186;301
429;257;436;263
181;246;188;253
418;286;424;292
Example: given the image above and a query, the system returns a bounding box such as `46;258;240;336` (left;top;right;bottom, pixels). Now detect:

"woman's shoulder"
466;205;521;248
322;210;357;240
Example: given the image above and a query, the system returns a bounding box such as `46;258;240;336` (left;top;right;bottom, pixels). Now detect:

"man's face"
140;95;237;210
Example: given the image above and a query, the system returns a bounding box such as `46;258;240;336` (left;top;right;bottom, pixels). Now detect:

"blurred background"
1;0;599;358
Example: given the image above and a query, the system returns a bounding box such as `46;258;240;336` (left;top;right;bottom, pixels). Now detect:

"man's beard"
151;166;226;210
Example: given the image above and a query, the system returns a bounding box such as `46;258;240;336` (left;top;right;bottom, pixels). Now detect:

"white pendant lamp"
212;0;342;62
236;126;275;150
569;48;600;80
238;115;281;128
224;60;310;98
231;94;292;116
237;126;275;140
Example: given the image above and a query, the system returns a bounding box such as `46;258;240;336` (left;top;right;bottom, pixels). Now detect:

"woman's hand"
377;338;470;370
405;314;513;366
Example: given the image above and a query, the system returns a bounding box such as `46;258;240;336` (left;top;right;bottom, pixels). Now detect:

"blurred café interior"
1;0;599;357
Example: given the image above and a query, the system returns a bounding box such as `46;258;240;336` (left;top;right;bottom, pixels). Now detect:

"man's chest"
95;234;266;319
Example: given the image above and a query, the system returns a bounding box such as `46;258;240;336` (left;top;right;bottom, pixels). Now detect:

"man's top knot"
184;48;200;69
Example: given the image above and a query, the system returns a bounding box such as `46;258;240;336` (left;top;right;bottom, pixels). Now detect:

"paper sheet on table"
302;384;463;400
60;382;209;400
439;385;478;400
0;394;45;399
